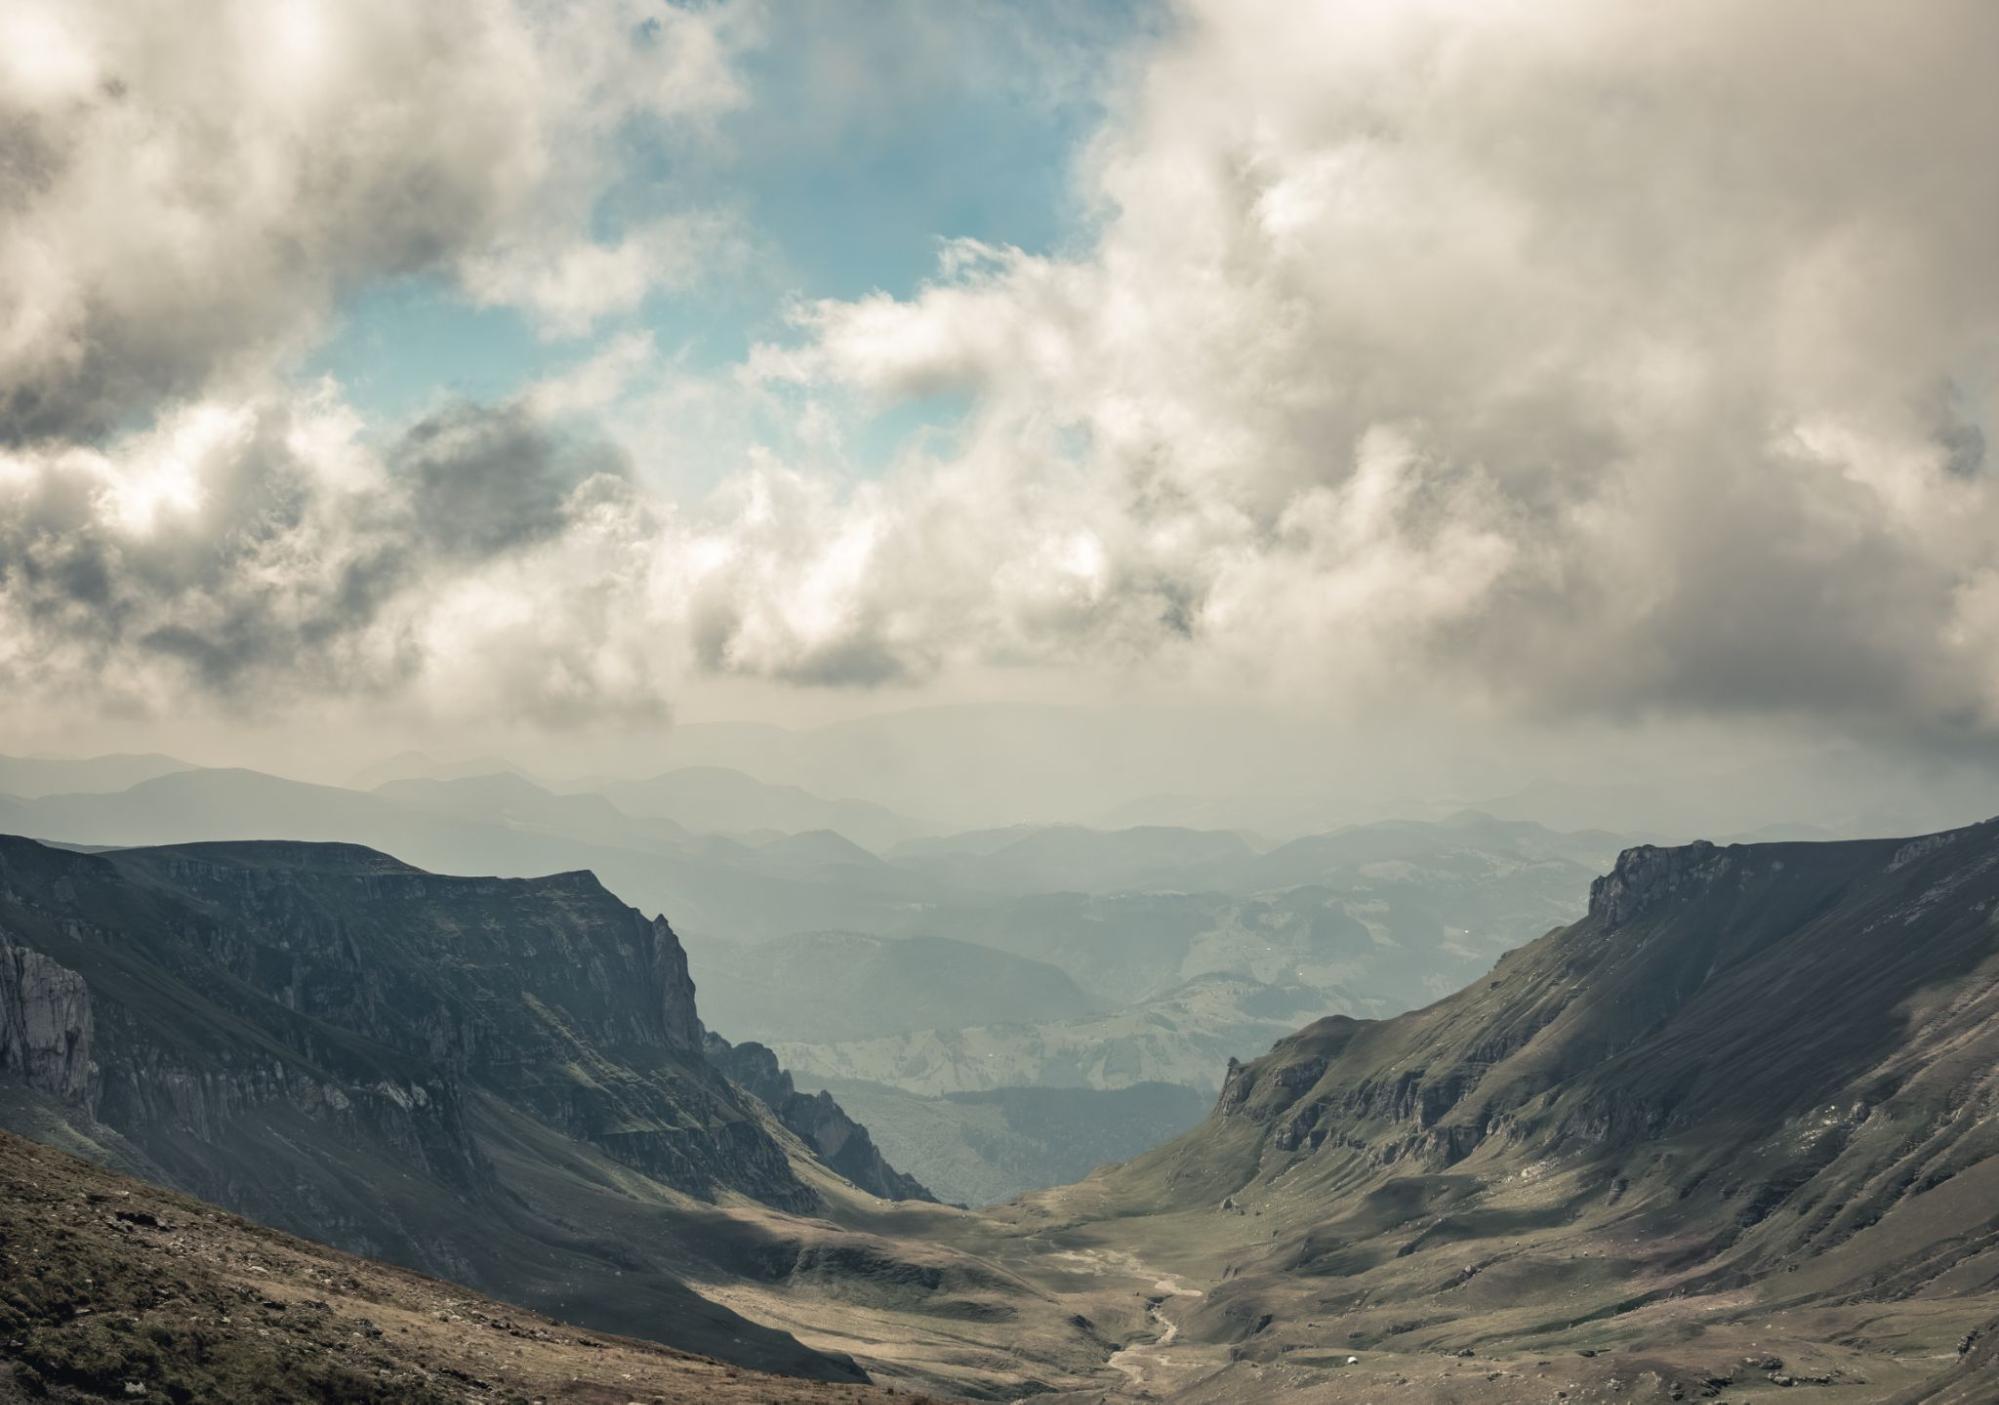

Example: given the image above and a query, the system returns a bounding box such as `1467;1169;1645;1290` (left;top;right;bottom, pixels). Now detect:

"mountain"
1233;810;1623;888
749;827;891;873
889;824;1258;895
693;931;1100;1045
0;834;945;1383
705;1034;932;1202
594;766;932;849
349;750;531;788
375;770;689;846
812;1077;1211;1208
0;767;948;944
0;751;193;798
0;1127;928;1405
902;875;1565;1016
987;821;1999;1400
773;972;1335;1096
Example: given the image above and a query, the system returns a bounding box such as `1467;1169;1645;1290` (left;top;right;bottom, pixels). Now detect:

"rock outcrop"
0;936;93;1105
1586;838;1730;925
1127;819;1999;1308
0;833;891;1379
706;1032;934;1201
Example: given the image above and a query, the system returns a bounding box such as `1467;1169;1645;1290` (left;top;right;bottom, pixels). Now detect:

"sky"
3;1;1999;828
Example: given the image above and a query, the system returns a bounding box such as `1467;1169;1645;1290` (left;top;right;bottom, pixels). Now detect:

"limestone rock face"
706;1032;933;1202
0;833;915;1383
1586;840;1729;926
0;937;94;1105
651;914;705;1052
0;833;825;1239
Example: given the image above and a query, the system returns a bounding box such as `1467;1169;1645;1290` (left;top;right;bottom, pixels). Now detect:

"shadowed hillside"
0;1127;929;1405
0;835;959;1385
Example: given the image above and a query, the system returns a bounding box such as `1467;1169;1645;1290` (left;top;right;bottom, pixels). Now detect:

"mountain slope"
0;1126;927;1405
705;1033;934;1202
0;834;947;1383
975;821;1999;1401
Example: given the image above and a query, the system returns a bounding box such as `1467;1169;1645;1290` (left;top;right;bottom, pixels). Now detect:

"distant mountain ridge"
696;931;1100;1045
593;765;934;850
0;751;194;797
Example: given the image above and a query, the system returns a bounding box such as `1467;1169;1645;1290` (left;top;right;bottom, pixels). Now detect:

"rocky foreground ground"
0;1129;929;1405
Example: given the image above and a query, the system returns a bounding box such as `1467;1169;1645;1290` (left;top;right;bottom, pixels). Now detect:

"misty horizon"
4;4;1998;1402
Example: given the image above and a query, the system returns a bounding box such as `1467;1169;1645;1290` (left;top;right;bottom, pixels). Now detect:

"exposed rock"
1586;840;1729;926
0;935;94;1106
705;1032;933;1201
1109;818;1999;1392
0;833;882;1379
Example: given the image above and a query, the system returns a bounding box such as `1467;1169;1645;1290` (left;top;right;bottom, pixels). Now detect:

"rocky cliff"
0;936;93;1106
706;1032;934;1202
1093;819;1999;1387
0;833;899;1381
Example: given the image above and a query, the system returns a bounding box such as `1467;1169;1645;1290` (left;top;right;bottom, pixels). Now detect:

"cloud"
745;0;1999;736
399;403;627;559
0;0;753;442
5;0;1999;747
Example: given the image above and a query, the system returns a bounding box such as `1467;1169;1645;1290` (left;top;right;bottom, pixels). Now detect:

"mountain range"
0;835;960;1385
981;821;1999;1400
0;756;1624;1204
6;813;1999;1399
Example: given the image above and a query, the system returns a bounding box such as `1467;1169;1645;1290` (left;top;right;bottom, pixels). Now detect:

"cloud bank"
3;0;1998;744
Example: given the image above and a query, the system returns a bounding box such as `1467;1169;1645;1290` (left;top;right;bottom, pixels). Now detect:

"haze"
2;0;1996;843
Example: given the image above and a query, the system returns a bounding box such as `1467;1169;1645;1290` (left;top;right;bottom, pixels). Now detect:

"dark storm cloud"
0;398;636;705
398;404;629;560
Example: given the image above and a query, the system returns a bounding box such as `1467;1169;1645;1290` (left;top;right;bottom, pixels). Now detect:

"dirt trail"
1045;1247;1215;1397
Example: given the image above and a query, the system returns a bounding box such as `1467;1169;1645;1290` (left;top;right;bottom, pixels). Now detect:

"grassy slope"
942;824;1999;1401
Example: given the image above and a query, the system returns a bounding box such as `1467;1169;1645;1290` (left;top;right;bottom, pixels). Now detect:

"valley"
16;7;1999;1399
2;756;1997;1401
0;755;1612;1207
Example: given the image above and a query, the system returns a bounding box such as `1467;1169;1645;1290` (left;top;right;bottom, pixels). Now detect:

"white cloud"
739;0;1999;734
461;213;742;340
5;0;1999;748
0;0;756;440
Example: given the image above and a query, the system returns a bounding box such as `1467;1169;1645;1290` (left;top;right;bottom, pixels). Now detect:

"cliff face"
1119;819;1999;1350
0;833;884;1379
83;843;806;1205
1584;838;1732;926
705;1032;934;1202
0;937;93;1106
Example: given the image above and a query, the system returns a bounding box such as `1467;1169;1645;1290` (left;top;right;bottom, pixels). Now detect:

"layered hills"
8;805;1999;1400
0;760;1622;1205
